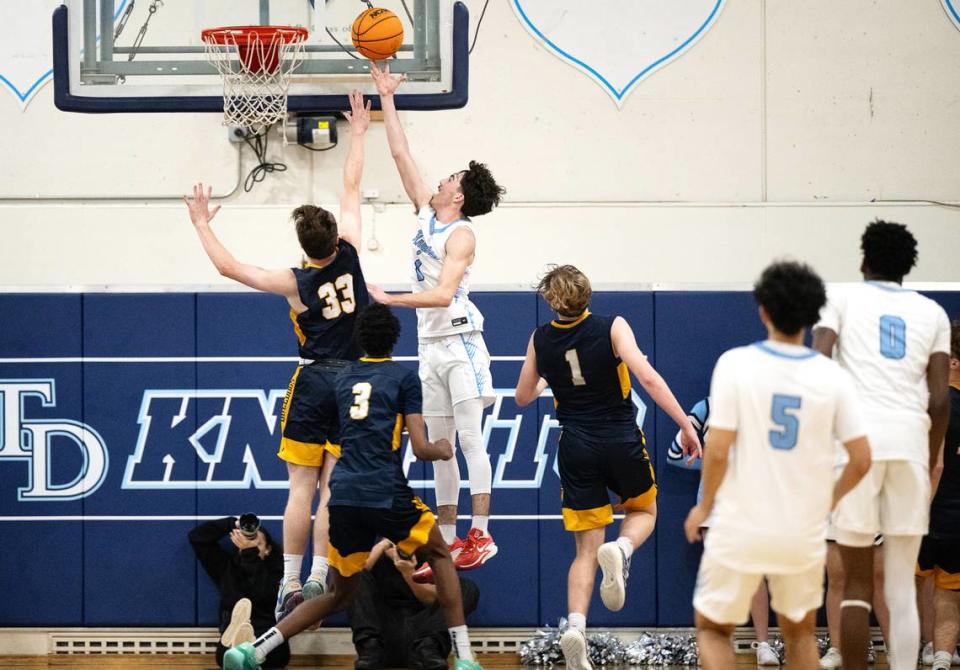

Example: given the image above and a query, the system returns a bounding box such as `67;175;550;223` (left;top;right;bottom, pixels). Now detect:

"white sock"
616;536;634;557
472;515;489;534
283;554;303;584
253;627;284;662
310;555;329;581
440;524;458;545
567;612;586;632
449;625;474;661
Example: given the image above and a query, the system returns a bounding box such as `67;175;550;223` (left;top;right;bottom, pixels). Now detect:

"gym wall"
2;288;958;628
2;0;960;286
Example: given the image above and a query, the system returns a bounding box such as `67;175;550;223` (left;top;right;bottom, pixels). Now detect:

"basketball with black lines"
351;7;404;60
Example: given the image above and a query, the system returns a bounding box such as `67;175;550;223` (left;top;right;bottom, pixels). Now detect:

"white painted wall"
2;0;959;287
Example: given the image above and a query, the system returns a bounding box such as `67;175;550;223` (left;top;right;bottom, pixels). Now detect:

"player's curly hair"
861;219;917;281
753;261;826;336
292;205;338;259
460;160;505;217
356;303;401;358
951;319;960;360
538;264;592;318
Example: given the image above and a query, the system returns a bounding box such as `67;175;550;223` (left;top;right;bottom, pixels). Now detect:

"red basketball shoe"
454;528;498;570
412;536;466;583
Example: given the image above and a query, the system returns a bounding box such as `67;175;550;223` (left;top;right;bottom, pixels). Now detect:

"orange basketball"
351;7;404;60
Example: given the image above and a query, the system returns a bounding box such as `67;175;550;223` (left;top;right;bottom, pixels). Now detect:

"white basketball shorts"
418;331;495;416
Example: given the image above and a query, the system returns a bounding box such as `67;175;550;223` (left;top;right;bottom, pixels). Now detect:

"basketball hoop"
202;25;308;133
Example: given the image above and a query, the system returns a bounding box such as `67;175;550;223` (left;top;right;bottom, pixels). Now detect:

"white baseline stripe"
0;356;525;364
0;514;603;522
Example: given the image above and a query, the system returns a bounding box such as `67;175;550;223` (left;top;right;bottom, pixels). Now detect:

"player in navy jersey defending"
514;265;701;670
223;304;483;670
185;91;372;619
686;261;871;670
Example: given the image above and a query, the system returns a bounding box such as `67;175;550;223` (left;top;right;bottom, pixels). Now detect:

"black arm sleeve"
188;517;236;584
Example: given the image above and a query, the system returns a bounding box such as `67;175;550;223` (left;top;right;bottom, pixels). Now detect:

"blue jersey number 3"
879;315;906;360
414;258;425;282
769;394;802;450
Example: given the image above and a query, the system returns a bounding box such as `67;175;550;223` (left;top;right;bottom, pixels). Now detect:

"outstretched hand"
370;60;406;96
343;89;372;135
183;183;221;227
367;283;394;305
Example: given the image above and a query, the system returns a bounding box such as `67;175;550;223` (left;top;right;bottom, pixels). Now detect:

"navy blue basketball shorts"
557;429;657;531
328;498;436;577
278;363;343;466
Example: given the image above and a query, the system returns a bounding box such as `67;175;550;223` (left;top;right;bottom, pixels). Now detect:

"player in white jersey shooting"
812;221;952;670
686;261;872;670
366;62;506;575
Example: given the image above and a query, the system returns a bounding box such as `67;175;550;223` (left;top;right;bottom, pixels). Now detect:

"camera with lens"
238;513;261;540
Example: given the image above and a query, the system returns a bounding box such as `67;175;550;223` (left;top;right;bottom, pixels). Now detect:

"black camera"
238;513;261;540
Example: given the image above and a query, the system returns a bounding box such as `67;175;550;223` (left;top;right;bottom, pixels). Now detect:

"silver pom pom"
623;632;699;666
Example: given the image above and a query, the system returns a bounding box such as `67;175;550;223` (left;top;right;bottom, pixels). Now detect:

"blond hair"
537;265;592;317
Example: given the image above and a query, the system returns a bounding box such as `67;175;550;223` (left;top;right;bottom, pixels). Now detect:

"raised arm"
610;316;701;459
368;227;474;308
338;90;371;250
370;61;432;209
183;183;302;306
515;334;548;406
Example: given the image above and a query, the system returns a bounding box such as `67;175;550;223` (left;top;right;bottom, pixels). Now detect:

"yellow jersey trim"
289;309;306;346
391;415;404;451
562;504;613;531
617;362;631;399
360;357;393;362
551;310;591;329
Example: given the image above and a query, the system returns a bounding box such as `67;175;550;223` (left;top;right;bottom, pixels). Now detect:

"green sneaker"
454;658;484;670
223;642;261;670
302;575;326;600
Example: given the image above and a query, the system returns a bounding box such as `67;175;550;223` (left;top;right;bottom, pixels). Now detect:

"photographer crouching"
189;514;291;668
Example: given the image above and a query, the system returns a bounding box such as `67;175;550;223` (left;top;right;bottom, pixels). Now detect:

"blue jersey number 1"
769;394;802;450
879;315;906;360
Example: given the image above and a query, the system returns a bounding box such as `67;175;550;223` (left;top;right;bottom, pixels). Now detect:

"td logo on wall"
0;377;648;506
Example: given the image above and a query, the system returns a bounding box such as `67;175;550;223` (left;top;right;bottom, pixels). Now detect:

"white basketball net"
202;28;307;134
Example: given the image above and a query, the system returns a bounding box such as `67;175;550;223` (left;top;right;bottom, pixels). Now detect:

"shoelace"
622;548;631;581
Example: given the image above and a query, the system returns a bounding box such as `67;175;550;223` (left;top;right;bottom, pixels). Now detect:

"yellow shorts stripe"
325;442;341;459
277;437;330;467
916;564;935;578
328;544;369;578
620;484;658;511
395;498;436;556
280;366;302;432
562;504;613;531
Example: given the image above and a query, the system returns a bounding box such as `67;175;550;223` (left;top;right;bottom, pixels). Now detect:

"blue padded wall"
0;290;956;627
